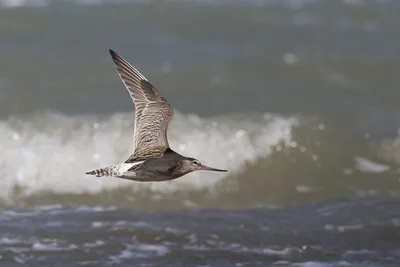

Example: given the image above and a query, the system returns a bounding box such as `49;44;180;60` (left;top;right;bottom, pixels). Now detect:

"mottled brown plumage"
85;49;227;182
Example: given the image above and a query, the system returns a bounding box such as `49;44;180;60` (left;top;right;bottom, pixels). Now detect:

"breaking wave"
0;111;297;206
1;110;399;209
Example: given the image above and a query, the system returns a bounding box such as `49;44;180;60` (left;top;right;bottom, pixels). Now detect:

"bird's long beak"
200;164;228;172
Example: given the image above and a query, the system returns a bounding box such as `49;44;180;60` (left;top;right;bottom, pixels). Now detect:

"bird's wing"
127;148;181;172
109;49;173;161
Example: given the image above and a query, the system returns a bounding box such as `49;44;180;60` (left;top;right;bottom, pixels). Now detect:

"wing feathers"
109;49;173;161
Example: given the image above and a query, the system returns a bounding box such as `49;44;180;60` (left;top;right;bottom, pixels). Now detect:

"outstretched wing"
109;49;173;160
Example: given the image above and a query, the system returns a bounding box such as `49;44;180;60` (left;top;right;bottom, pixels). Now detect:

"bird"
85;49;227;182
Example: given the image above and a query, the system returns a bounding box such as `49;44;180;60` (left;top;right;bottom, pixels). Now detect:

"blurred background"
0;0;399;266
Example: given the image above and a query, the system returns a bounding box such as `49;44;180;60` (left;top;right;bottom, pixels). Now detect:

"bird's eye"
193;160;200;165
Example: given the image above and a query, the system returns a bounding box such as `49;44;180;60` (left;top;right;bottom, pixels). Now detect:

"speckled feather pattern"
88;162;141;177
109;50;173;158
85;50;227;181
86;50;180;181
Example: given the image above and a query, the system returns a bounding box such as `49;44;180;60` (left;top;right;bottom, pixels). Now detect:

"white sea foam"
183;243;295;256
0;237;23;245
75;206;118;212
1;210;41;218
0;111;297;203
32;241;61;251
354;156;390;173
83;240;105;248
136;244;169;256
91;221;104;228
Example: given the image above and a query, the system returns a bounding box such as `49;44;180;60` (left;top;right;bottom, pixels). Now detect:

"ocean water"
0;0;399;266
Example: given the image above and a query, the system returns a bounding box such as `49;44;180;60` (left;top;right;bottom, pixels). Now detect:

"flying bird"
86;50;227;182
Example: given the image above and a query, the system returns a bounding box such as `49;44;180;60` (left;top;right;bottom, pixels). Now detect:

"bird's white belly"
112;162;141;180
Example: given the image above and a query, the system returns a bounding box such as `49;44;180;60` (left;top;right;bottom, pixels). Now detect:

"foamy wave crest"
0;111;297;203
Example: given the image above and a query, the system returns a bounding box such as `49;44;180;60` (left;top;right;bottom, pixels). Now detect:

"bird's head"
176;157;228;175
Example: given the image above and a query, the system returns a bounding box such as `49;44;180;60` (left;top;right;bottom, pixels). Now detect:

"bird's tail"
85;166;119;177
85;163;136;178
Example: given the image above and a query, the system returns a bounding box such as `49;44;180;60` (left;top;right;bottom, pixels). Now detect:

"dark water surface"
1;199;399;266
